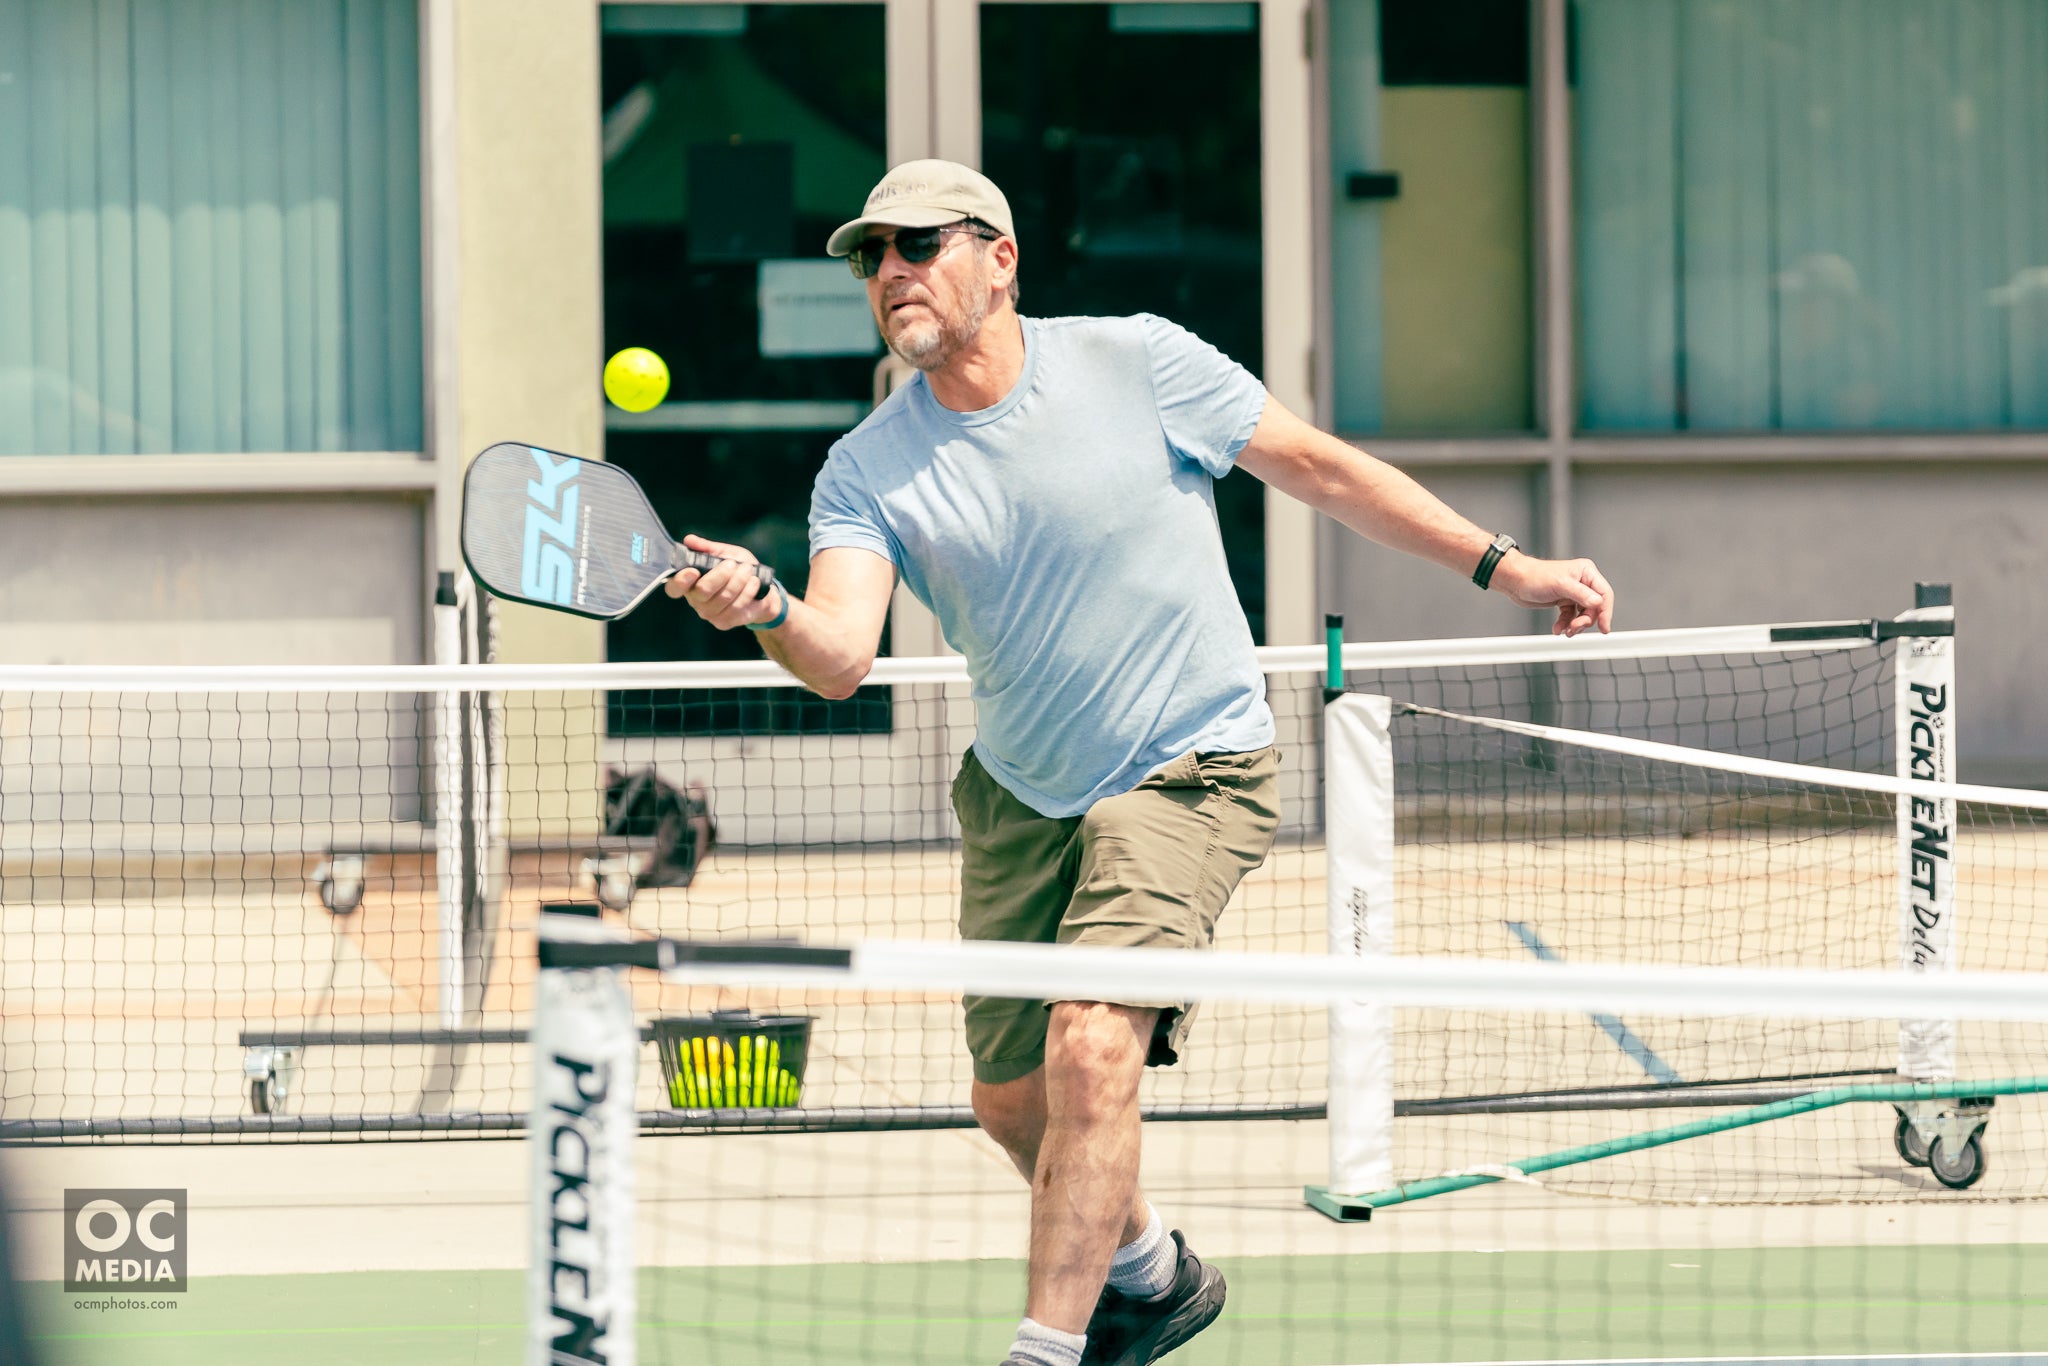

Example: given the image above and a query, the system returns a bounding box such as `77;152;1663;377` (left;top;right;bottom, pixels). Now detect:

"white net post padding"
432;575;465;1030
1897;592;1958;1081
1321;693;1396;1196
529;911;639;1366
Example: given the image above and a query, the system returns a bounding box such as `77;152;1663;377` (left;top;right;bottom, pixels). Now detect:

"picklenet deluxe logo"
543;1051;617;1365
64;1189;187;1292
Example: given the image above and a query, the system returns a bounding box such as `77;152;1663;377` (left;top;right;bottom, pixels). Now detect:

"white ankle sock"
1008;1316;1085;1366
1105;1204;1177;1301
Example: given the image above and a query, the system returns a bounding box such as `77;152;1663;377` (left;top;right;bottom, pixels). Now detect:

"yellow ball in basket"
603;347;670;413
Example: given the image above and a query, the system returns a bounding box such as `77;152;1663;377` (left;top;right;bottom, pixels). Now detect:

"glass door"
975;2;1269;639
599;2;890;735
598;0;1275;744
1326;0;1534;434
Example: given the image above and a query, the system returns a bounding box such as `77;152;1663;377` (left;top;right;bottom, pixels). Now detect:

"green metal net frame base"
1306;1075;2048;1221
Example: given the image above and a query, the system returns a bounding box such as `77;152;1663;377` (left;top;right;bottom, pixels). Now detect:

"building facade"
3;0;2045;782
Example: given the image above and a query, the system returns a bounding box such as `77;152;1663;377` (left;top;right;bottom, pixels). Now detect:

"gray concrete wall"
0;497;425;667
0;497;431;833
1576;463;2048;783
1322;462;2048;784
1318;465;1544;646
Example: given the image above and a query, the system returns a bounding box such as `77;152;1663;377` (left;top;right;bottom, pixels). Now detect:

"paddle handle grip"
676;549;777;593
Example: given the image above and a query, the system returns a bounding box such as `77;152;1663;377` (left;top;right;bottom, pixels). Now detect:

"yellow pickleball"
603;347;670;413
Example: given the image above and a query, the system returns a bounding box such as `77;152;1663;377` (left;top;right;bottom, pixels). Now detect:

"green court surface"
23;1244;2048;1366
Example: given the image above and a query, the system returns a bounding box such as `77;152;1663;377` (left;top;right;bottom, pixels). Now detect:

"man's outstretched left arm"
1234;396;1616;637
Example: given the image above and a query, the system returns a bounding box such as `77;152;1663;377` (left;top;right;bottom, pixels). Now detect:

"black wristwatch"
1472;532;1517;590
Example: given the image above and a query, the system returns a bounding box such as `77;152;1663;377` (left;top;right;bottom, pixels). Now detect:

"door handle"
1345;171;1401;201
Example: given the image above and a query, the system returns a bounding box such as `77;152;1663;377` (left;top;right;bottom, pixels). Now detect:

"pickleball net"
1316;688;2048;1207
536;928;2048;1366
7;591;2048;1192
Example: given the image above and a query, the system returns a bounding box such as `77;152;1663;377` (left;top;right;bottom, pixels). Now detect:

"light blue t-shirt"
808;314;1274;818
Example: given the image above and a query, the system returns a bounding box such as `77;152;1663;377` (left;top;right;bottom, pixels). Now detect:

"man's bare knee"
1045;1002;1152;1116
1047;1002;1152;1066
972;1069;1046;1172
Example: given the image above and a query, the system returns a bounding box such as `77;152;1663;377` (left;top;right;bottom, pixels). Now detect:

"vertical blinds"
1578;0;2048;432
0;0;423;455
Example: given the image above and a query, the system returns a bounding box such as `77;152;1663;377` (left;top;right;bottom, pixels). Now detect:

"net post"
479;589;510;992
1896;583;1957;1082
432;571;465;1031
1307;692;1397;1221
530;909;639;1366
1322;613;1344;704
458;573;501;1015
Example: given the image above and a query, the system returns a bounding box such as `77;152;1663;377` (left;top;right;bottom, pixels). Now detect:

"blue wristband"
745;583;789;631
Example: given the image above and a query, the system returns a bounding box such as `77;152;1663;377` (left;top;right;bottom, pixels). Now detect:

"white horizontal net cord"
648;938;2048;1025
1397;701;2048;812
0;619;1877;694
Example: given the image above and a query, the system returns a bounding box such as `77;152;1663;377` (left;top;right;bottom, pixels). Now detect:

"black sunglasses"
846;222;1001;279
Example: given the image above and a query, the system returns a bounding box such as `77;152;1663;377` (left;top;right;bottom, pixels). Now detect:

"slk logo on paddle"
521;447;582;607
64;1189;187;1292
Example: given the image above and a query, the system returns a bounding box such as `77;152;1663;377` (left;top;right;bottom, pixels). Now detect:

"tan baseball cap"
825;160;1015;257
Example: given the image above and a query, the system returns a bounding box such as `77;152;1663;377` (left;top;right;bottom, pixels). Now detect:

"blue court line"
1504;921;1683;1085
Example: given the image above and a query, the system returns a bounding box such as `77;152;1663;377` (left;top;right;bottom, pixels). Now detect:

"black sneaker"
1080;1231;1226;1366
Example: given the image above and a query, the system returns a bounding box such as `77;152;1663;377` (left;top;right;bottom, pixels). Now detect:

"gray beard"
889;283;992;372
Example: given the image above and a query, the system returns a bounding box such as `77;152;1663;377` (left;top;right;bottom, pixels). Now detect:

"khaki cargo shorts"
952;745;1282;1084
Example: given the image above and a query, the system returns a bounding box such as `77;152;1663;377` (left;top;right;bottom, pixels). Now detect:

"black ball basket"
653;1010;813;1109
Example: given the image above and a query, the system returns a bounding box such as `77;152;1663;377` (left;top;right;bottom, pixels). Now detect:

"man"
670;161;1615;1366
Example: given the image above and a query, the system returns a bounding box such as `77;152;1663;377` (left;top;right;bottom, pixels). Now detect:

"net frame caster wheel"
581;852;641;913
312;852;366;916
1927;1131;1986;1190
1893;1109;1931;1167
243;1046;301;1116
1894;1096;1992;1180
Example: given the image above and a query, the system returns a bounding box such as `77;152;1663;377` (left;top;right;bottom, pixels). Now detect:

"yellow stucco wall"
454;0;607;833
1378;86;1533;432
